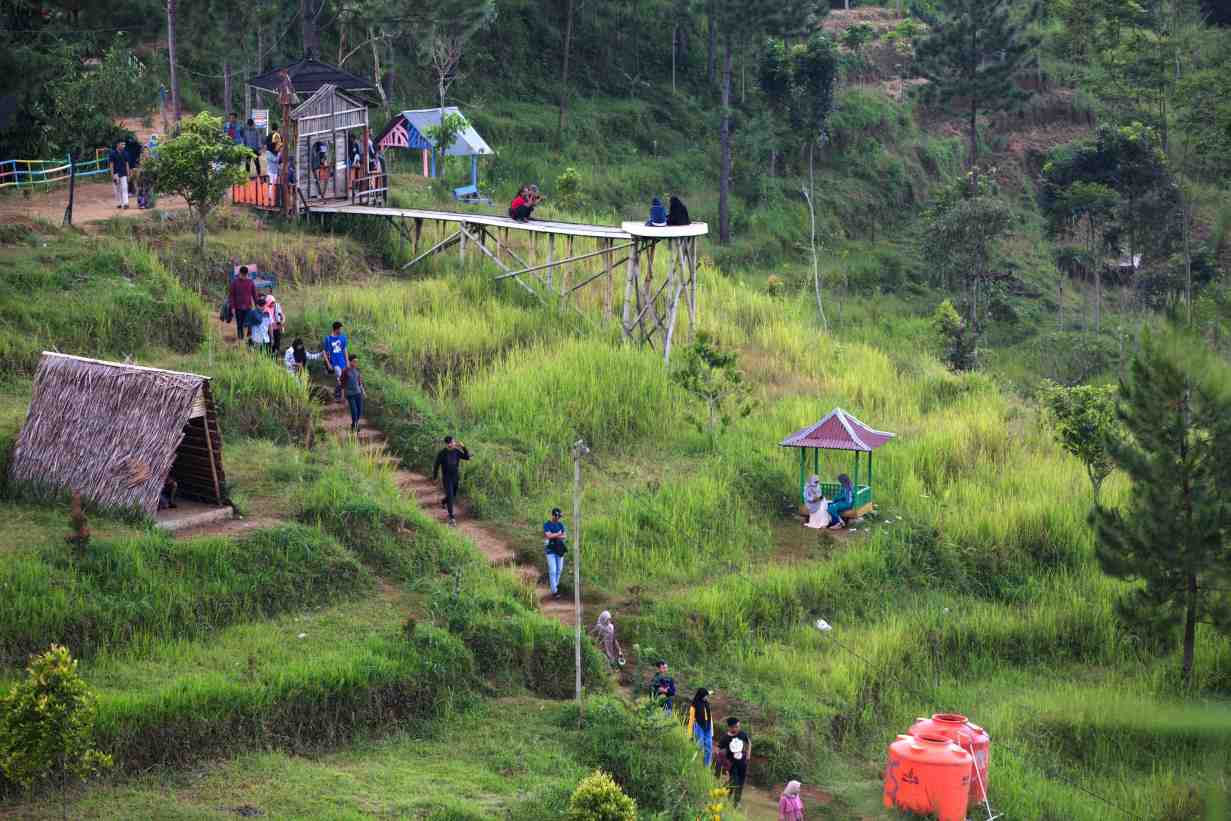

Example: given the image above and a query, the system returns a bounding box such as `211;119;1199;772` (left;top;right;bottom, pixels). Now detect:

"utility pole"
572;438;589;726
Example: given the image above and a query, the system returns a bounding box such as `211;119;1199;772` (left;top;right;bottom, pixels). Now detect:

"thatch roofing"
9;353;213;514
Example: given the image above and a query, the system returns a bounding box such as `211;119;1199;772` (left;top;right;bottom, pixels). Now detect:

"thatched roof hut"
9;353;226;515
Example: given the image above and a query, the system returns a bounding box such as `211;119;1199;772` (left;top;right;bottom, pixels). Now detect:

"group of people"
109;135;159;210
224;268;366;430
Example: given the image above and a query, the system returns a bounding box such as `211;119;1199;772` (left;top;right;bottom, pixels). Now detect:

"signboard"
252;109;269;129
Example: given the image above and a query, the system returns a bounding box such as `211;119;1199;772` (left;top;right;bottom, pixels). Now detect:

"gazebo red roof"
780;408;895;452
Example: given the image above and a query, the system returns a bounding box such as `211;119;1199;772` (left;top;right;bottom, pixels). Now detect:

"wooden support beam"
402;230;461;270
604;239;614;320
546;234;555;291
490;242;635;282
413;217;423;254
456;223;542;300
622;242;640;338
200;406;222;505
564;256;630;295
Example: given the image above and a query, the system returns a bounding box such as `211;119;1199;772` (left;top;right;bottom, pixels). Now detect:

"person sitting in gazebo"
826;474;854;529
803;475;830;529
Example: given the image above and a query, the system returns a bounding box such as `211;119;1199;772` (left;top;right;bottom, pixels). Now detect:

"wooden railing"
350;172;388;207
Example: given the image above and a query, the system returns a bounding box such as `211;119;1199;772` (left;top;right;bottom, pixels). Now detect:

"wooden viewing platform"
308;202;708;363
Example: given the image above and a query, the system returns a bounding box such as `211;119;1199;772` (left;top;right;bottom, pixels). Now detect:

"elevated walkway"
305;201;708;365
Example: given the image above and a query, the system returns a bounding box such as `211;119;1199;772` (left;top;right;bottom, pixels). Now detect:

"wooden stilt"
459;221;467;266
622;242;640;338
564;235;574;295
413;217;423;254
604;239;614;320
547;234;556;292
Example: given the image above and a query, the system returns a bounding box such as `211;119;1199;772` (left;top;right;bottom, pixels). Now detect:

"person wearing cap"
432;435;470;526
543;507;567;598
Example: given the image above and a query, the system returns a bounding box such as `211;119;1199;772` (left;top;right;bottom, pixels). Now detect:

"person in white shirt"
284;338;323;375
249;295;273;352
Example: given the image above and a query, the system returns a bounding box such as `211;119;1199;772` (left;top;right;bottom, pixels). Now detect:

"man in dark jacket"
432;436;470;526
109;141;129;209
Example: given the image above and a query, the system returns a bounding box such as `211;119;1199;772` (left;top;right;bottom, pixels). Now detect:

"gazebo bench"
453;183;492;205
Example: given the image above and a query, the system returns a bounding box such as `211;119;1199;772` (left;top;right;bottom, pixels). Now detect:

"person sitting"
826;473;855;529
803;474;831;530
667;195;691;226
647;196;667;226
158;478;178;510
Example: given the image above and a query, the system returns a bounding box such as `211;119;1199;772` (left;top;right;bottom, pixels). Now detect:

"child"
340;353;365;432
284;338;323;375
263;291;285;355
249;296;273;353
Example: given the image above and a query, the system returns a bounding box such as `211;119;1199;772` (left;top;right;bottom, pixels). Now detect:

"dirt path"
0;177;189;227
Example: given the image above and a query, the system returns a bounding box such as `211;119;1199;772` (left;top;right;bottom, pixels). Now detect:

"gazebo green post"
798;448;806;500
852;451;859;486
868;451;873;495
813;448;819;477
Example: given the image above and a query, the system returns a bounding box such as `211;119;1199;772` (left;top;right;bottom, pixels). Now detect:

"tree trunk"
557;0;576;148
968;98;977;192
301;0;320;59
1182;573;1197;685
808;142;826;329
223;62;232;115
718;42;733;244
707;13;716;86
167;0;181;123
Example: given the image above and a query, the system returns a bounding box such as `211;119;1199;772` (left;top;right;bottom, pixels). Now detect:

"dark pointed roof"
249;58;378;99
780;408;895;452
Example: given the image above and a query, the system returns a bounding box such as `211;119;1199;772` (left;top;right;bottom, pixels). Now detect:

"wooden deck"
309;202;638;239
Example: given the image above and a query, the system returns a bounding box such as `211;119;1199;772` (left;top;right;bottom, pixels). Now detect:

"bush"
0;645;111;797
567;697;712;817
567;771;637;821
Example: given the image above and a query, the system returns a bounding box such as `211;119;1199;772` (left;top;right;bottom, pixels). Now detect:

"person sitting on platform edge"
826;473;854;529
667;194;691;226
646;196;667;227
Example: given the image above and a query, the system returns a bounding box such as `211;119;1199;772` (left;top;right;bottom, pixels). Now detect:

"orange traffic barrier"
883;734;972;821
909;712;991;802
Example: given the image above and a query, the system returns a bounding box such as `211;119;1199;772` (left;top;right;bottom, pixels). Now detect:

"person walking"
778;781;804;821
688;688;714;767
263;290;285;354
242;118;262;178
719;717;751;807
323;321;349;400
543;508;568;599
432;435;470;526
249;295;273;353
589;610;623;665
228;266;258;341
109;140;130;209
340;353;365;432
650;660;676;714
284;338;323;375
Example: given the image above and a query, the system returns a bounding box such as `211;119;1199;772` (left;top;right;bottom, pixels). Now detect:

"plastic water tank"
883;733;972;821
909;712;991;802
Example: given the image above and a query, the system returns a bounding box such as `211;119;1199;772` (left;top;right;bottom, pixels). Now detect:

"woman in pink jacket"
778;780;804;821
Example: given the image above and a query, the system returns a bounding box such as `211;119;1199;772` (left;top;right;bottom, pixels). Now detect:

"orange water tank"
883;733;972;821
909;712;991;802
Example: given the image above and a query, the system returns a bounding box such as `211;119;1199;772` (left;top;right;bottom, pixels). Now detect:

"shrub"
556;167;585;210
0;645;111;800
567;771;637;821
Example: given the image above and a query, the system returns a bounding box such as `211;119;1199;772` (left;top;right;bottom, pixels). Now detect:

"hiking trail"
194;314;573;626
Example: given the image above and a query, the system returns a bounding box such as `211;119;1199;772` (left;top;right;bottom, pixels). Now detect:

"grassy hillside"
1;72;1230;821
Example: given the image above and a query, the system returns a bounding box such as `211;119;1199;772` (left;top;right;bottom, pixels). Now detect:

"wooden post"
571;438;589;725
459;221;467;266
546;234;555;292
604;239;614;321
564;235;574;296
62;153;75;227
413;217;423;254
201;400;223;505
622;241;639;338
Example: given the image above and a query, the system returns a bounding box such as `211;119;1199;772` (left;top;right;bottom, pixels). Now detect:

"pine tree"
1092;329;1231;685
913;0;1038;180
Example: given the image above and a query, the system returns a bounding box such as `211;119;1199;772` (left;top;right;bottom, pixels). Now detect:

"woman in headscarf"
687;688;714;766
588;610;622;666
803;475;829;528
779;780;804;820
826;473;854;530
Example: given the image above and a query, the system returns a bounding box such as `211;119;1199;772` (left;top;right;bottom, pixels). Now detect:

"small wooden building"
291;83;370;203
8;353;226;515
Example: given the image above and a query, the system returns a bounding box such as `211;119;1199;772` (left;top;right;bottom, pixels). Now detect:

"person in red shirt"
508;184;541;222
228;267;258;341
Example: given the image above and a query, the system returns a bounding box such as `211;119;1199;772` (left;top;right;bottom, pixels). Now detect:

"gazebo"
9;353;227;515
376;107;493;199
780;408;894;513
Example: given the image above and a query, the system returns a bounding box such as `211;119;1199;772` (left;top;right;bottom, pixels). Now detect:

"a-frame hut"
8;353;226;515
